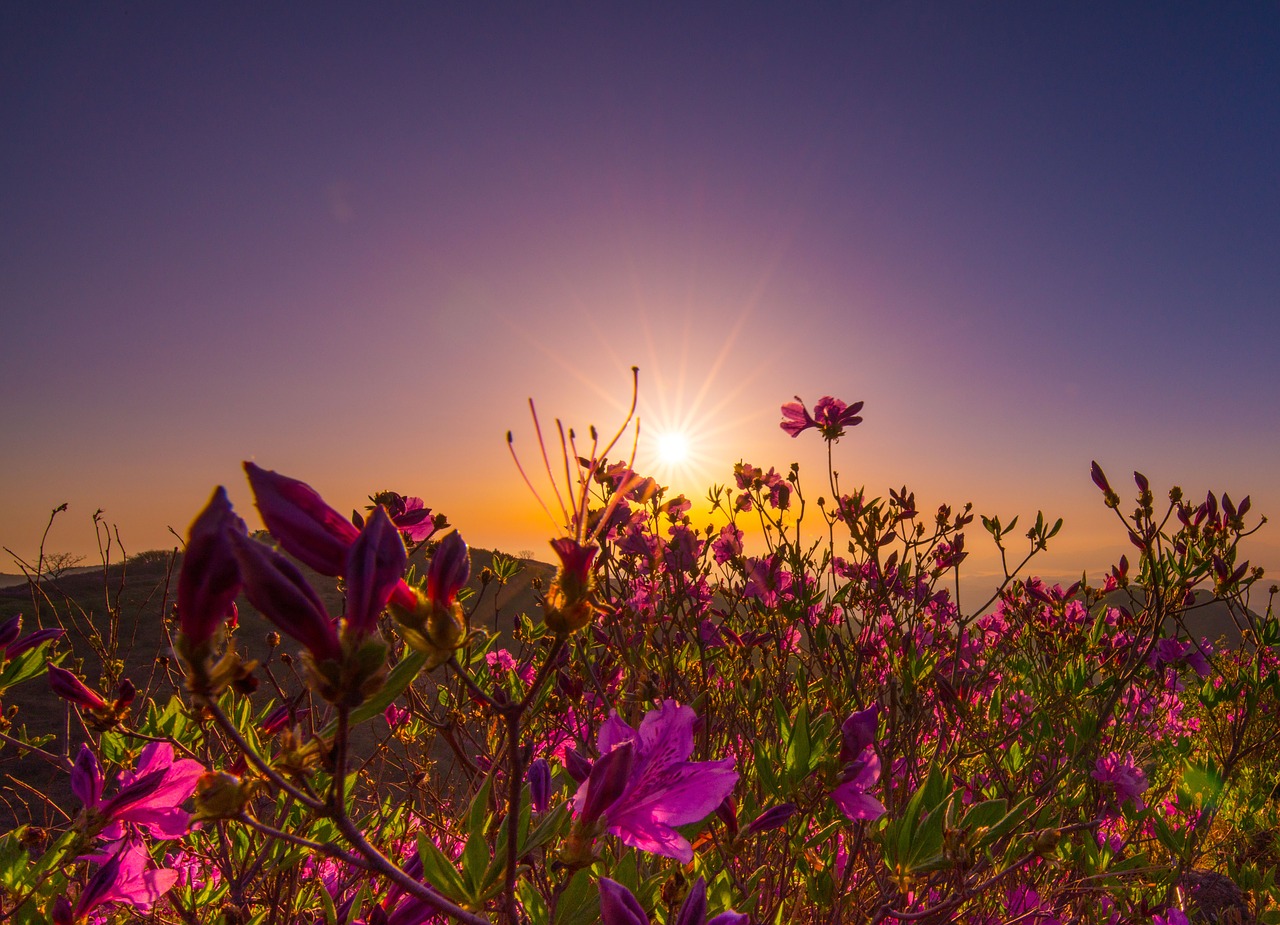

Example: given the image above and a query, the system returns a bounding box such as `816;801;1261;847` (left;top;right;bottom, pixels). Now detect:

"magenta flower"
742;555;794;609
75;837;179;919
229;531;342;664
830;705;886;822
573;700;737;863
1149;638;1212;679
360;491;441;543
710;524;743;565
73;742;204;840
177;486;245;648
1092;752;1148;810
780;396;864;441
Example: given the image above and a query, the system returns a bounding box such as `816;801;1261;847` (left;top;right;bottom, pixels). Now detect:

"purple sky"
2;4;1277;588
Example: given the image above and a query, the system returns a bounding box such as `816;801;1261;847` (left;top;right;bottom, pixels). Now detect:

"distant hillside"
0;545;553;828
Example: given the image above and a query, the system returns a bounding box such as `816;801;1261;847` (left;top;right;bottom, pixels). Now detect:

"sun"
656;432;690;467
645;427;709;491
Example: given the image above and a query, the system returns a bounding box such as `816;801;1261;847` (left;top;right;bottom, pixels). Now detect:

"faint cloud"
325;181;355;223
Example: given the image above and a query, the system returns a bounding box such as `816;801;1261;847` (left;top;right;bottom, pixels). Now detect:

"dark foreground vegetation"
0;387;1275;925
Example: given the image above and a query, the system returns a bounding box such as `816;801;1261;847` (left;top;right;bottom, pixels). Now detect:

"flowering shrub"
0;380;1276;924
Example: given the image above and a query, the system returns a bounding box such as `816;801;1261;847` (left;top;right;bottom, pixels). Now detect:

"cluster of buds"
176;464;470;704
388;530;472;669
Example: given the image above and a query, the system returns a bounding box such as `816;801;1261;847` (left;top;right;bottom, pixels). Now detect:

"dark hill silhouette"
0;544;554;828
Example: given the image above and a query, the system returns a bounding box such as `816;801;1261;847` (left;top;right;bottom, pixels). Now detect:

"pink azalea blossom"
76;837;180;919
360;491;442;543
73;742;204;841
830;705;886;822
574;701;737;863
1092;751;1148;810
780;396;864;441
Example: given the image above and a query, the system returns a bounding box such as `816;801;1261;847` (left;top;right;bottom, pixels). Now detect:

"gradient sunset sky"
2;4;1277;588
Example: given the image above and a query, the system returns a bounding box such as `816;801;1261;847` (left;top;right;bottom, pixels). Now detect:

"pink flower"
742;556;794;608
360;491;442;543
1006;885;1061;924
830;706;885;822
1092;751;1148;810
573;701;738;863
710;524;743;565
75;838;179;919
73;742;205;841
780;396;864;441
486;649;518;675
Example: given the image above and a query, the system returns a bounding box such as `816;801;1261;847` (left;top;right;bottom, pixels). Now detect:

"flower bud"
0;614;20;651
193;771;253;821
528;757;551;814
743;802;797;837
4;626;63;661
47;664;109;711
544;538;601;635
343;506;407;641
244;463;359;577
177;487;245;651
230;532;341;664
427;531;470;608
564;747;592;784
599;878;648;925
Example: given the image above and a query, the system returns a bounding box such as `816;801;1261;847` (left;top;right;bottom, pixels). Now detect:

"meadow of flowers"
0;382;1276;925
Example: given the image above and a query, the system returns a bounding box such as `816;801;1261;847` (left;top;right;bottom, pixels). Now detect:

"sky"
2;3;1277;590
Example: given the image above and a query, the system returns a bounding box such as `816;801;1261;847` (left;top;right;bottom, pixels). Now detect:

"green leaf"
552;869;599;925
0;641;60;691
960;799;1008;834
319;649;428;738
417;831;468;902
316;879;338;925
784;701;812;783
517;878;550;925
523;803;571;857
